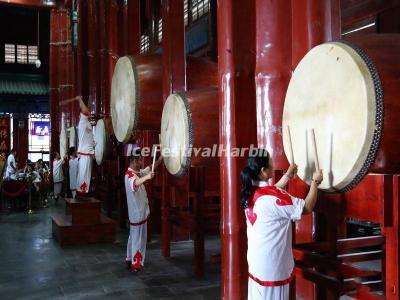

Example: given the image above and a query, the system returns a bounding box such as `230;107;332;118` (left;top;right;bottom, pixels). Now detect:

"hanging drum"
111;55;217;143
94;118;113;165
282;35;400;192
161;88;219;176
67;126;77;150
60;125;67;158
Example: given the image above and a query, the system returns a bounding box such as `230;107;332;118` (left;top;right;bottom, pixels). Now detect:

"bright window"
158;19;163;43
140;35;150;54
5;44;15;63
17;45;28;64
28;45;38;64
28;114;50;160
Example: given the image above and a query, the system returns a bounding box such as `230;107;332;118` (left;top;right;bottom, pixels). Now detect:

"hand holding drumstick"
60;96;89;115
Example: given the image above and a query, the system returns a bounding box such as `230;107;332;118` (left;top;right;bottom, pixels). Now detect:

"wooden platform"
52;197;116;247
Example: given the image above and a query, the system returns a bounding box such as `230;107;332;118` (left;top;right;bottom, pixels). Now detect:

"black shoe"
125;260;131;270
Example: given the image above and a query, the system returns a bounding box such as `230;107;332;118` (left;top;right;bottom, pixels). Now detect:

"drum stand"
287;173;400;300
161;165;220;278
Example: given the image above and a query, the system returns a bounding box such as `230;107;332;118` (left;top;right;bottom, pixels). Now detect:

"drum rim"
161;92;193;177
283;40;383;193
111;56;140;143
335;40;383;192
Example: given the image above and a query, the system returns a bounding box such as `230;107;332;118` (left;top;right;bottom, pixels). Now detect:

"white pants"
248;279;289;300
77;156;92;194
54;182;62;197
126;223;147;269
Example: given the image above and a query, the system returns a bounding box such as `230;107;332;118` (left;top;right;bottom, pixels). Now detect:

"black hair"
128;148;141;164
68;147;76;156
240;149;270;209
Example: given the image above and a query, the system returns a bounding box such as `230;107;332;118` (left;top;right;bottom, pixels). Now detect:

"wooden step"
51;213;116;247
65;197;101;225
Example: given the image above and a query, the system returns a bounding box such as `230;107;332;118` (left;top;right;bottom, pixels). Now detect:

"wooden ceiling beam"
342;0;400;28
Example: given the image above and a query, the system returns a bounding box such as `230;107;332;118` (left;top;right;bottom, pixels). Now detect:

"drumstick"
151;146;157;173
310;128;320;171
287;126;294;164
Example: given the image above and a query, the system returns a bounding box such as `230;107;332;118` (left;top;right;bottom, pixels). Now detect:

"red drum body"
111;55;217;143
161;88;219;176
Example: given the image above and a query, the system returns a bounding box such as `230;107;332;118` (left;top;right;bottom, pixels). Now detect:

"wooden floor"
0;200;220;300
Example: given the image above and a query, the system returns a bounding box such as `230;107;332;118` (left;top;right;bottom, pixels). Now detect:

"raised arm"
275;164;297;189
60;96;89;115
303;169;323;214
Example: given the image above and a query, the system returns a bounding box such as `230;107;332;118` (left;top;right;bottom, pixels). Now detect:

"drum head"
111;56;138;143
283;41;382;192
60;126;67;158
94;119;107;165
160;93;192;176
68;126;77;149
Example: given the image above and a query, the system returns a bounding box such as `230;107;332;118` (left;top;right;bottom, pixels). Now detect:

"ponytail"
240;166;254;209
240;149;270;209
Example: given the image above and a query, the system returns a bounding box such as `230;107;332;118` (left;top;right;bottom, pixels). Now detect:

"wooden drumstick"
310;128;320;171
287;126;294;164
152;134;162;172
151;146;158;173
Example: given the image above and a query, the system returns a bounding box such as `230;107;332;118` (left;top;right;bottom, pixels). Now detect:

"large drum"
161;88;219;176
111;55;217;143
283;35;400;192
67;126;77;149
94;118;113;165
60;124;67;158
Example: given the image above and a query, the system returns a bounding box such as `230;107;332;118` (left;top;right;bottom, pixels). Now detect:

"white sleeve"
128;174;139;192
140;166;151;177
275;196;305;221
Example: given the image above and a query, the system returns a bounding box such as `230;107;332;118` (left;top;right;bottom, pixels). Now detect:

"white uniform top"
5;153;16;178
77;112;94;156
124;167;151;224
53;158;64;183
246;181;305;286
69;157;79;190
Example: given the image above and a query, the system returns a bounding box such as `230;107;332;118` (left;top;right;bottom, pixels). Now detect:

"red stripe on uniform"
129;216;149;226
77;152;95;157
248;272;294;287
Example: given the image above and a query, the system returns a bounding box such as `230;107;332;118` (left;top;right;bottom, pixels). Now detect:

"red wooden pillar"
160;0;186;258
74;0;86;121
127;0;141;55
49;9;61;164
218;0;257;299
108;0;120;115
386;175;400;299
58;10;71;128
255;0;292;171
87;0;99;115
292;0;341;68
98;0;109;116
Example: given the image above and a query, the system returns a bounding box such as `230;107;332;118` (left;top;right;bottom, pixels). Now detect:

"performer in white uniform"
240;149;323;300
124;148;162;271
4;149;17;179
52;152;65;204
61;96;95;195
68;147;79;199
